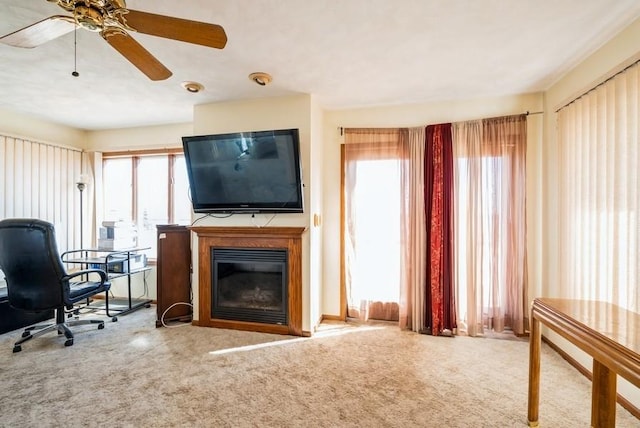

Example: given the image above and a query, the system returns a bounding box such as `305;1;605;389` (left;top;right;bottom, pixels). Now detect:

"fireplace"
191;227;304;336
212;248;288;325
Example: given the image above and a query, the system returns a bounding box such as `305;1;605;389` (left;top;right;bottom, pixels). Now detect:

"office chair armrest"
64;269;109;284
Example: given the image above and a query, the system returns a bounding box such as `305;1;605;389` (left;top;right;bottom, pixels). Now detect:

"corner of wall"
0;108;87;149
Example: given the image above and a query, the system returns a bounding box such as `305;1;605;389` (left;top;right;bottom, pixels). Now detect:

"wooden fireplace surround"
190;226;304;336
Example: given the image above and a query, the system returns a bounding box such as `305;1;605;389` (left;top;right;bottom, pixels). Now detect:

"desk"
62;248;152;321
528;298;640;427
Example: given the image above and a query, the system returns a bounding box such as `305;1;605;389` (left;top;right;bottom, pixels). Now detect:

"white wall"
321;93;545;317
542;16;640;409
191;95;315;332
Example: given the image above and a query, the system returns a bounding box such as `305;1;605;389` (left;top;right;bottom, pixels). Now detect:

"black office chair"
0;218;111;352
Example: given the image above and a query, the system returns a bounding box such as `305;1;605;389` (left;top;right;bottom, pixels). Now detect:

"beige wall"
86;122;192;152
191;95;315;333
308;97;325;328
0;108;86;148
542;16;640;408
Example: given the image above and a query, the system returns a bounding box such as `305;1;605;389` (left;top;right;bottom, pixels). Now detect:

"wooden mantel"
190;226;305;336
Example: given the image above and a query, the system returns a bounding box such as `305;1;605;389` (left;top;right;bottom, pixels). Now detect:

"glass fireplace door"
212;248;288;325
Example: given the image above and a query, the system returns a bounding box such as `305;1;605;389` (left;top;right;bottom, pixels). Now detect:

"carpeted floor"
0;306;637;427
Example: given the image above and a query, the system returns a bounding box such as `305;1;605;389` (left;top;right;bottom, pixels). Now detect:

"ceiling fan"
0;0;227;81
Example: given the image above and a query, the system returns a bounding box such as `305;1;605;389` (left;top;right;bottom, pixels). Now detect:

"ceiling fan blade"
104;32;172;81
123;10;227;49
0;15;76;48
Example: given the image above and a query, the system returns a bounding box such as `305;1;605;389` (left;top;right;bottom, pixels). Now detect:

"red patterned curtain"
424;124;456;336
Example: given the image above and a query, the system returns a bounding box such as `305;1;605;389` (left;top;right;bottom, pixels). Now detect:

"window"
452;116;528;336
103;158;133;222
347;158;402;305
455;155;509;331
102;151;190;259
342;130;406;322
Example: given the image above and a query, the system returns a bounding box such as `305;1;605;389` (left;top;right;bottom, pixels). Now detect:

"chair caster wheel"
13;345;21;353
145;303;151;308
64;339;73;347
112;317;118;322
98;323;105;330
22;331;31;338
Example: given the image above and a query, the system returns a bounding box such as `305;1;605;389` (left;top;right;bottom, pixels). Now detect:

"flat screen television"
182;128;304;214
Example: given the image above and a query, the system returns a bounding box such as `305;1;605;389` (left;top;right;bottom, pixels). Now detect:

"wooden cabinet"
156;225;192;327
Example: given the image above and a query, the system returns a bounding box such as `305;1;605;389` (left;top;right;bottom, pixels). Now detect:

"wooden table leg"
591;359;617;428
528;314;541;427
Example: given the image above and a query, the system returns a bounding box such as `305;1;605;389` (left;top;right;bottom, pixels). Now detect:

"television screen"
182;128;304;214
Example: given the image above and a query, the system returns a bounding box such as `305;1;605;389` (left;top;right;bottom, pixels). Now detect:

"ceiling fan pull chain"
72;26;79;77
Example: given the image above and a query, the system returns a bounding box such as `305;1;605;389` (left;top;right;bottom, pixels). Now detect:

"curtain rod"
338;111;542;135
338;126;401;136
479;111;542;123
556;58;640;113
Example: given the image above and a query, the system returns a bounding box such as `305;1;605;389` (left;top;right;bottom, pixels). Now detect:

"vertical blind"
557;61;640;312
0;134;83;252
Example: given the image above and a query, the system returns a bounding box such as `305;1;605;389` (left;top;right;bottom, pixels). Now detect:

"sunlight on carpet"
209;325;384;355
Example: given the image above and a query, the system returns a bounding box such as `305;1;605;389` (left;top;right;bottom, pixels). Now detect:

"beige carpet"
0;306;637;428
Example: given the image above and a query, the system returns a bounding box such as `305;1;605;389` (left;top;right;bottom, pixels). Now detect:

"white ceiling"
1;0;640;131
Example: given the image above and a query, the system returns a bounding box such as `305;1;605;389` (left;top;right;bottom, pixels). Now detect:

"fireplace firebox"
212;248;288;325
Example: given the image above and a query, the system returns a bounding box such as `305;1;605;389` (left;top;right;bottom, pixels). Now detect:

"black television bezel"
181;128;304;214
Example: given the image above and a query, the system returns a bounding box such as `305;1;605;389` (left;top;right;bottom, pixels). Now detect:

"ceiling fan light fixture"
181;81;204;93
73;5;104;32
249;72;272;86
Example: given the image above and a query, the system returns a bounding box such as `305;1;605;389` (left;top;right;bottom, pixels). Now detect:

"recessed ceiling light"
181;81;204;93
249;72;272;86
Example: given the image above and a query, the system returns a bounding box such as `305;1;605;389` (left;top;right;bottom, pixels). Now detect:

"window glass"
349;159;401;303
137;156;169;258
103;158;132;222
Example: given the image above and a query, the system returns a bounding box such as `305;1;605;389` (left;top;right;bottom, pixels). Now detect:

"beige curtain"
399;127;427;331
452;115;528;336
343;128;408;322
86;151;103;248
557;62;640;312
0;134;82;251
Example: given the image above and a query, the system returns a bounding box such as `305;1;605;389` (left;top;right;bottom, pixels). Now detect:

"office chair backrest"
0;219;67;311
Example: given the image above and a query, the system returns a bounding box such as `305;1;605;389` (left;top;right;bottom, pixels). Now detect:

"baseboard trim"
542;335;640;419
321;314;344;322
